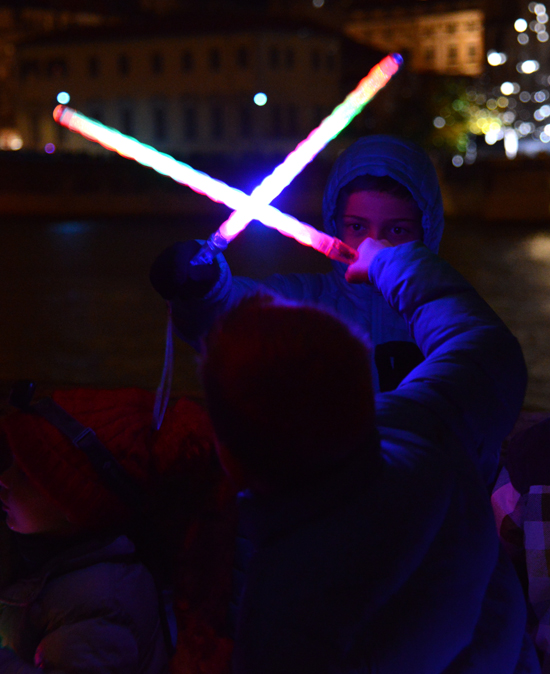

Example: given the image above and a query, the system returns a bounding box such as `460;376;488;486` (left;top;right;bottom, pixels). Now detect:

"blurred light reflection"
525;233;550;266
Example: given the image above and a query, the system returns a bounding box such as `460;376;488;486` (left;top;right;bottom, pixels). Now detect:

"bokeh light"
253;92;267;106
487;51;507;66
519;60;540;73
515;18;528;31
0;129;22;150
44;143;56;154
56;91;70;105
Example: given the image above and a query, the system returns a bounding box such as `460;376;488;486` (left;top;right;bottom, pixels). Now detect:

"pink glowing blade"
53;105;357;264
191;53;402;264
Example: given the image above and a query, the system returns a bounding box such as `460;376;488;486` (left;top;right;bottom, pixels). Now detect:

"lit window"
447;45;458;65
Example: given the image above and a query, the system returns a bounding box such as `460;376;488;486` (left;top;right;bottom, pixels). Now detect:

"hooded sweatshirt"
171;135;445;394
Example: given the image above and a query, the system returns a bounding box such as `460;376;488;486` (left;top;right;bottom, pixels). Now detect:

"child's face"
0;459;76;535
336;189;423;250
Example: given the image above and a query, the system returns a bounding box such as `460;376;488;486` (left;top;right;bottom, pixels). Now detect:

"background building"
344;3;484;76
13;14;382;159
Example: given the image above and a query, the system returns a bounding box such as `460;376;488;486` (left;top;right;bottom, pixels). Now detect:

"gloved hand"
150;240;221;301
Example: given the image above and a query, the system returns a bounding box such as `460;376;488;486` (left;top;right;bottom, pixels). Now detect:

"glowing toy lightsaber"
53;105;357;263
192;52;403;264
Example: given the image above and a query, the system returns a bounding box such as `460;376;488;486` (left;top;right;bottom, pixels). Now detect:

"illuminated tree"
436;1;550;162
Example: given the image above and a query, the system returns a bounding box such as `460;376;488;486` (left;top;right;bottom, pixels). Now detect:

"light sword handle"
190;231;230;265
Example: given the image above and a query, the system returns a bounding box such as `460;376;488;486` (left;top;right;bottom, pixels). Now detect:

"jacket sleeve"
0;563;168;674
0;625;142;674
170;251;325;350
370;241;527;485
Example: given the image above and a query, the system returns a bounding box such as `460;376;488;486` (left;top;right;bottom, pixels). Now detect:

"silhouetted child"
0;385;216;674
198;234;535;673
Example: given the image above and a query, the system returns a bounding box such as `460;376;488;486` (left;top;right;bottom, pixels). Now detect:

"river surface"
1;215;549;410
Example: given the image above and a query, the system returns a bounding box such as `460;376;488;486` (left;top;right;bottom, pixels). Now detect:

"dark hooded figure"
150;135;444;393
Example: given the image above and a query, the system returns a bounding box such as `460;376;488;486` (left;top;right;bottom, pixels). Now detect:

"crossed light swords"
53;53;402;427
54;53;402;267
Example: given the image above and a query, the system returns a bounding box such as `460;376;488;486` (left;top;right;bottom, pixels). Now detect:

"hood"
322;135;445;254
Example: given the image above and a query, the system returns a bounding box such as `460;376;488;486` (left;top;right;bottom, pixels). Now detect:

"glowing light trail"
53;105;358;263
193;53;402;264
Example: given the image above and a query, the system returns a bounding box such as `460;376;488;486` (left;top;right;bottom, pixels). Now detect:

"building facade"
13;18;365;158
345;4;484;77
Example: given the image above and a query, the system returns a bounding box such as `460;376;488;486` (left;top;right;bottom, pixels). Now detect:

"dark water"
1;215;549;410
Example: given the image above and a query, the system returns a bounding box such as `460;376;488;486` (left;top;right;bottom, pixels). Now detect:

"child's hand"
345;238;393;284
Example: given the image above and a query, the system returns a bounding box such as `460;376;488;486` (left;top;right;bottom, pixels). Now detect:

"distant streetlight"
487;50;507;66
515;18;528;31
254;92;268;106
519;59;540;73
57;91;70;105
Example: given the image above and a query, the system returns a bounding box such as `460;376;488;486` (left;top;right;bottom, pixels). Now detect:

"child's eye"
351;223;365;231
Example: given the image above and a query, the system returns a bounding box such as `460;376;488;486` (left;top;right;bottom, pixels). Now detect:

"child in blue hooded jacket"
151;135;444;392
150;134;509;485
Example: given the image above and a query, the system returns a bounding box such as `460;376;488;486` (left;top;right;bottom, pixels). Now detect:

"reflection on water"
0;215;549;410
440;221;550;411
524;233;550;267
